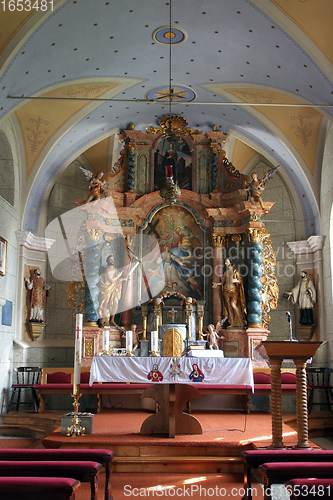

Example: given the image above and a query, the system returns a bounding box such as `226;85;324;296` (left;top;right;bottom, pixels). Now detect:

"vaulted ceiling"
0;0;332;236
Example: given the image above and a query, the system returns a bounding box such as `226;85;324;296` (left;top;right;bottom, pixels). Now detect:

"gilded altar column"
185;297;193;340
211;234;226;326
197;300;205;340
154;298;162;331
141;304;148;340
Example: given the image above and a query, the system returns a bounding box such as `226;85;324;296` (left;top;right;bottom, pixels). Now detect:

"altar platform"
41;410;315;473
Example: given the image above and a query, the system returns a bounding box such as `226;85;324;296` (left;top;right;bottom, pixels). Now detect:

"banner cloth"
89;356;254;390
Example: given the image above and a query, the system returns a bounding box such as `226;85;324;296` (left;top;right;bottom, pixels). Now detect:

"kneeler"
240;449;333;500
286;478;333;500
0;460;102;500
259;462;333;500
0;448;115;500
0;477;80;500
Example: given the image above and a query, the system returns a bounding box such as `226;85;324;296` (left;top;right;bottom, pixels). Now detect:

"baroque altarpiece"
66;115;279;365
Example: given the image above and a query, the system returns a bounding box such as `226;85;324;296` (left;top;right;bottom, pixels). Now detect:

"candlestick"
68;314;84;437
73;313;82;386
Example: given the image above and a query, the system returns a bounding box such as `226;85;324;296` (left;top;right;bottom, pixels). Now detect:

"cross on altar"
166;308;178;323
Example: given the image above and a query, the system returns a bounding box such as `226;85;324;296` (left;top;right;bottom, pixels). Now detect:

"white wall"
0;123;20;411
320;121;333;364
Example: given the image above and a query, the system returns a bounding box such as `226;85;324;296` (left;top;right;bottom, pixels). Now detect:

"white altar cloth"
187;350;224;358
89;356;253;390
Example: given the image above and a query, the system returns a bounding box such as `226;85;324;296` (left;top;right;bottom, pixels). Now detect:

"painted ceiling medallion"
146;85;196;104
152;26;187;44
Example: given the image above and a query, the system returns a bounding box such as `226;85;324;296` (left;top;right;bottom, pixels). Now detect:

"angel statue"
78;166;108;204
201;319;226;350
246;166;280;212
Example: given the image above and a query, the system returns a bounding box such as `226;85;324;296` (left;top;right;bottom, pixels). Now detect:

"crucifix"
166;308;178;323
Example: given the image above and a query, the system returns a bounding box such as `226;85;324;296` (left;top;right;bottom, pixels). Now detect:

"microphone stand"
286;311;297;342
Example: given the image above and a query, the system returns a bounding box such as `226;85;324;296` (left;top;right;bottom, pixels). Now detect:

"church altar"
89;356;253;389
89;355;253;437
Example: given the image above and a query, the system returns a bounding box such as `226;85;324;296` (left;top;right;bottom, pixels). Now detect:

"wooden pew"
259;462;333;500
34;367;150;413
240;449;333;500
0;448;115;500
0;460;102;500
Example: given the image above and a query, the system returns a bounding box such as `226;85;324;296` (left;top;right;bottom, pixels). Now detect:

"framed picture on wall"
0;237;7;277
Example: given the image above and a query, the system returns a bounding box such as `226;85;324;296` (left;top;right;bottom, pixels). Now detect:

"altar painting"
154;136;193;191
141;205;207;304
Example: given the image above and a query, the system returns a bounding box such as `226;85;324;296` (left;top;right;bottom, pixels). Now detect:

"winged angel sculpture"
246;166;280;212
76;166;108;204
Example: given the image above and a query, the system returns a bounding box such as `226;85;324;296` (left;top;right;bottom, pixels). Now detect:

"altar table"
89;356;253;438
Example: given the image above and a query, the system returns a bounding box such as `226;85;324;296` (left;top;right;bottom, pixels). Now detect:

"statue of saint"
247;172;266;211
98;254;127;327
202;323;225;350
245;166;279;213
286;270;316;326
213;258;247;328
25;268;50;322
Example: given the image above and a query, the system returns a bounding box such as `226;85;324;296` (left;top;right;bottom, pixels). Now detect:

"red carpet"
43;410;300;449
0;438;38;448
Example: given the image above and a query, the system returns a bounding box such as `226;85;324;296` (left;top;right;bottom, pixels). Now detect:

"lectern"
261;341;321;449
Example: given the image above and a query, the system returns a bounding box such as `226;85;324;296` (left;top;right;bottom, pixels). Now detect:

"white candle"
126;330;133;352
73;313;83;386
151;330;158;352
103;328;110;352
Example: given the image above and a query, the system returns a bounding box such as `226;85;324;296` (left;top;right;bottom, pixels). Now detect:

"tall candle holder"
67;384;85;436
67;313;85;436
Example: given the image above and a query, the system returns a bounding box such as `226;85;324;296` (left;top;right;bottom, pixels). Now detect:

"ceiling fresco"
0;0;331;236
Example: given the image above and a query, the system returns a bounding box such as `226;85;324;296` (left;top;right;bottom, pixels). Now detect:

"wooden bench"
0;477;80;500
190;384;252;413
259;462;333;500
0;460;102;500
35;367;300;415
240;449;333;500
0;448;115;500
189;369;299;413
35;367;151;413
